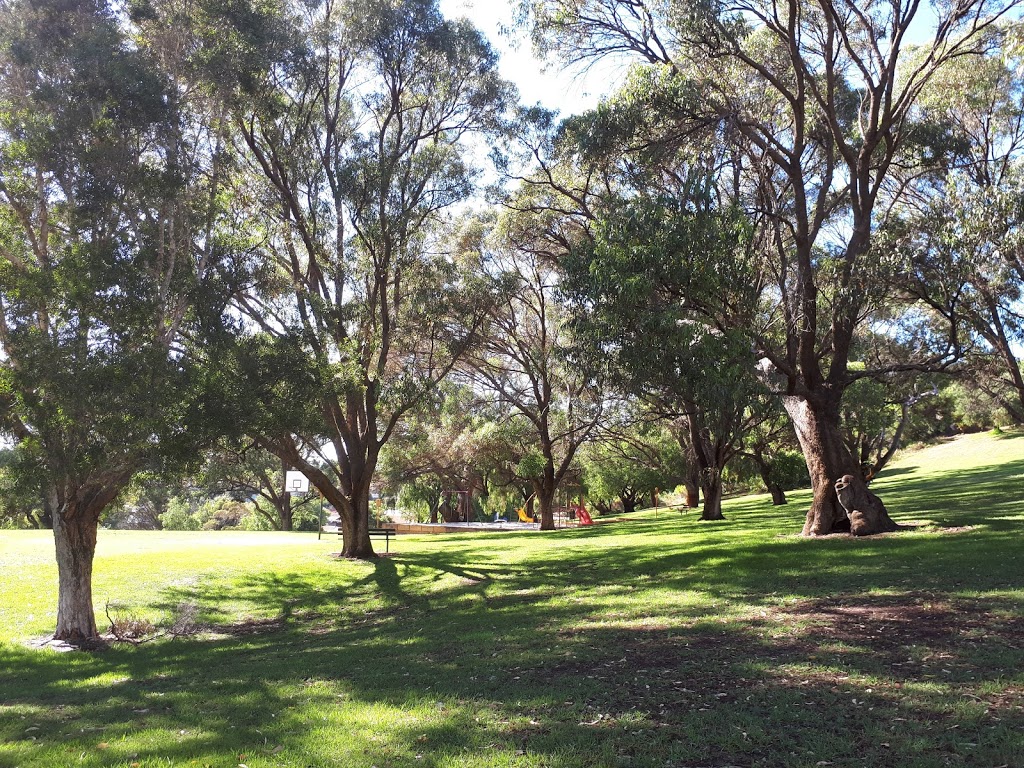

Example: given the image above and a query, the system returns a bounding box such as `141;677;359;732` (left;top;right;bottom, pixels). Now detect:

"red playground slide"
575;505;594;525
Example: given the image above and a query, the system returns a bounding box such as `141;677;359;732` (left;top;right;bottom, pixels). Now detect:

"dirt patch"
769;593;1024;651
24;636;108;652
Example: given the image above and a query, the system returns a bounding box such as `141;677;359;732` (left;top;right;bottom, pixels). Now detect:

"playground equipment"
551;486;595;527
574;504;594;525
513;491;594;527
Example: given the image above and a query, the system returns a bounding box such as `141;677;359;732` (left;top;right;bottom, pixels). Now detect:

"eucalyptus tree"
524;0;1022;534
377;384;491;523
564;191;774;520
461;220;606;531
893;27;1024;422
581;416;684;515
501;95;777;521
901;181;1024;423
0;0;226;642
187;0;511;556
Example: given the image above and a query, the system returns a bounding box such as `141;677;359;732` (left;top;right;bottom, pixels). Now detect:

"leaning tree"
525;0;1022;534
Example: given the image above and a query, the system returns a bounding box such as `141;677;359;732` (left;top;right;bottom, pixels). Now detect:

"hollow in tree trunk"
784;395;900;536
52;505;101;643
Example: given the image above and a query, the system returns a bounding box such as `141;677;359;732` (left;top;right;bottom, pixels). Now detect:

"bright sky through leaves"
439;0;615;115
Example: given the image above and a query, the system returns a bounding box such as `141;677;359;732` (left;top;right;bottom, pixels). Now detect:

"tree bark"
277;489;294;531
835;474;901;536
784;394;899;535
277;458;294;531
683;407;726;521
535;480;556;531
429;500;439;524
338;492;374;558
752;453;788;505
683;480;699;508
699;470;725;521
620;489;639;515
52;504;101;643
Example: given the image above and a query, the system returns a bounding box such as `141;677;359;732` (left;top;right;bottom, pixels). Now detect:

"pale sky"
438;1;951;117
438;0;617;116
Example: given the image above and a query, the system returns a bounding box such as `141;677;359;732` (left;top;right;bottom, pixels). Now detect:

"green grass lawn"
1;431;1023;768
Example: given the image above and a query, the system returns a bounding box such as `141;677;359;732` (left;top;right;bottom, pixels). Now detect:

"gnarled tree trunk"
784;394;899;536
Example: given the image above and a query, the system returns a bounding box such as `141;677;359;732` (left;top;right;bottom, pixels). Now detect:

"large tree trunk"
683;480;699;508
338;492;374;558
440;494;459;523
52;504;101;644
620;489;639;515
683;407;726;522
535;482;556;531
784;394;900;536
699;470;725;521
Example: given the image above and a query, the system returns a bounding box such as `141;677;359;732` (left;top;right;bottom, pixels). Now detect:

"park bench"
319;524;397;552
368;527;396;553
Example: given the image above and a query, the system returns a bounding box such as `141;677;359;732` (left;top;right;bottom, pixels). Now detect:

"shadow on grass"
2;450;1023;768
3;582;1022;768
